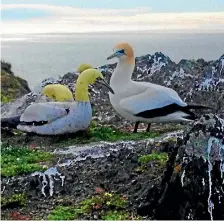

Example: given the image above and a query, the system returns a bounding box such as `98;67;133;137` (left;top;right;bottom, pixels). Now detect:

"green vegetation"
47;206;77;220
102;210;130;220
1;68;30;104
1;193;27;208
48;192;138;220
57;121;160;147
90;125;159;142
135;152;168;173
138;152;168;166
1;143;54;176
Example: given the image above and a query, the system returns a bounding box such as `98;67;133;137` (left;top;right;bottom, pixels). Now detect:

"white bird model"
107;42;209;133
1;69;114;135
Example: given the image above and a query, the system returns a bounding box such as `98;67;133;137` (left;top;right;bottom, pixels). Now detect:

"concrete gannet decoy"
1;69;114;135
42;63;94;102
107;42;209;133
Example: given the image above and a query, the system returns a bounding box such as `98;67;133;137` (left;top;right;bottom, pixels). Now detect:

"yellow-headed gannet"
42;63;94;102
1;69;114;135
107;42;209;133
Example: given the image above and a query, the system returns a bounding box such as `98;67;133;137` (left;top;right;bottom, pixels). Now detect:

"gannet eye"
118;49;125;54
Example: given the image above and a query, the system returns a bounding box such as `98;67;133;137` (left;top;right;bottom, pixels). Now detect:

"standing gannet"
42;63;94;102
107;42;209;133
1;69;114;135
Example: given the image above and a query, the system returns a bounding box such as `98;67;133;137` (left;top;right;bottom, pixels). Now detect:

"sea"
1;32;224;89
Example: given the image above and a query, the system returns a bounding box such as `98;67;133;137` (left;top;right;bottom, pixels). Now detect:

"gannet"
42;63;94;102
1;69;114;135
107;42;209;133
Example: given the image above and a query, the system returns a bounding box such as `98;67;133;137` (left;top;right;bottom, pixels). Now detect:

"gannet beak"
97;79;114;94
107;52;118;60
107;49;125;60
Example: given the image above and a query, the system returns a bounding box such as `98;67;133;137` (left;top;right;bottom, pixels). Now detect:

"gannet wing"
20;102;74;122
119;87;187;117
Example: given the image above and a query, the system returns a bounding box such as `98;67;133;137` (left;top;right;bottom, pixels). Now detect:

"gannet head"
107;42;134;64
42;84;73;101
78;69;114;94
77;63;94;73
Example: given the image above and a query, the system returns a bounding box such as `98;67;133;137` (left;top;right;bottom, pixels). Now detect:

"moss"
1;143;54;177
47;206;78;220
1;193;27;208
138;152;168;166
48;192;135;220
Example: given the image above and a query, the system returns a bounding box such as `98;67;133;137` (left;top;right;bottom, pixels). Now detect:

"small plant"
1;143;54;176
1;193;27;208
138;152;168;166
102;210;130;220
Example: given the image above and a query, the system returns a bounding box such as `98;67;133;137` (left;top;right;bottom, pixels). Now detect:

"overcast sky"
1;0;224;34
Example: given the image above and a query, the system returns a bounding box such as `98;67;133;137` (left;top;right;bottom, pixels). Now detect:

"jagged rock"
138;114;224;220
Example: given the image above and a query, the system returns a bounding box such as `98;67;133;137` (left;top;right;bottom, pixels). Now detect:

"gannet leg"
146;123;151;132
133;121;140;133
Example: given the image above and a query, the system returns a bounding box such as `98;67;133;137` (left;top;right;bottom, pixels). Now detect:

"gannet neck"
75;81;89;102
110;60;135;86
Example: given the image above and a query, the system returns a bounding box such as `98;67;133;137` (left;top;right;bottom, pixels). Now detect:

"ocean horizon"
1;32;224;89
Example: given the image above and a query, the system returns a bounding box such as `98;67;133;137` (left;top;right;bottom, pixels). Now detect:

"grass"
138;152;168;166
47;192;138;220
1;143;54;177
1;193;27;208
57;121;160;147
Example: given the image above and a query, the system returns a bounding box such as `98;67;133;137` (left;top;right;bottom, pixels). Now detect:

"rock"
1;61;31;104
138;114;224;220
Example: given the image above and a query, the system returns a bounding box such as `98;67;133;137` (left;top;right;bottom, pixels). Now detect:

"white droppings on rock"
55;140;138;163
165;68;192;86
207;137;215;221
159;130;184;141
198;65;224;91
150;57;166;75
181;169;186;187
202;178;205;186
31;167;64;197
220;59;224;74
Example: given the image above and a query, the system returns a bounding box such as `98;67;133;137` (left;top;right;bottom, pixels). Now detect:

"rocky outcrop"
1;61;31;104
138;114;224;220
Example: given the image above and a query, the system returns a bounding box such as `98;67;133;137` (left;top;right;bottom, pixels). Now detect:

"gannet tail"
1;116;21;129
186;104;212;110
181;104;212;120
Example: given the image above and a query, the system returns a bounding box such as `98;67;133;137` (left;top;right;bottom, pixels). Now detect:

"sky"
1;0;224;34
